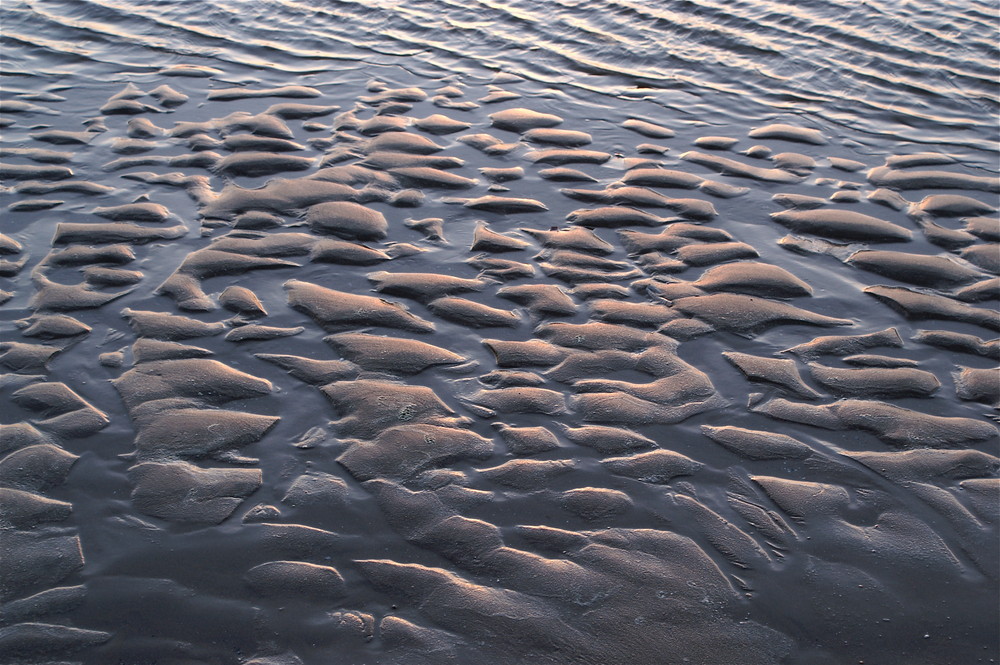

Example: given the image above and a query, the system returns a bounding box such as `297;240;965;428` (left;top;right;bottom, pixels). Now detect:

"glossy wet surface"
1;2;998;664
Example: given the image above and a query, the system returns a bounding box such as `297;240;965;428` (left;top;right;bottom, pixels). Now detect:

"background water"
4;0;998;144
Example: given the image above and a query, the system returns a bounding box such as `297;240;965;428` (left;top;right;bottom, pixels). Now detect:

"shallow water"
1;1;998;664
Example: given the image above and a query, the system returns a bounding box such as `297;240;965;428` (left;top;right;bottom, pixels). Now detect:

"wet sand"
1;1;998;664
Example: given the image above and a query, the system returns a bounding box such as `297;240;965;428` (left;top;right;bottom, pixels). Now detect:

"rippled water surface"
1;1;998;664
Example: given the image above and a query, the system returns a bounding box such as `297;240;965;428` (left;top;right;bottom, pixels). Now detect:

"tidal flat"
1;1;998;663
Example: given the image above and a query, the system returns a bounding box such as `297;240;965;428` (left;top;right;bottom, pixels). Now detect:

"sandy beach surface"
1;1;998;663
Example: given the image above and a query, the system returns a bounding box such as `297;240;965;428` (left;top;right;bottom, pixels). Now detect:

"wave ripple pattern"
0;1;997;664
